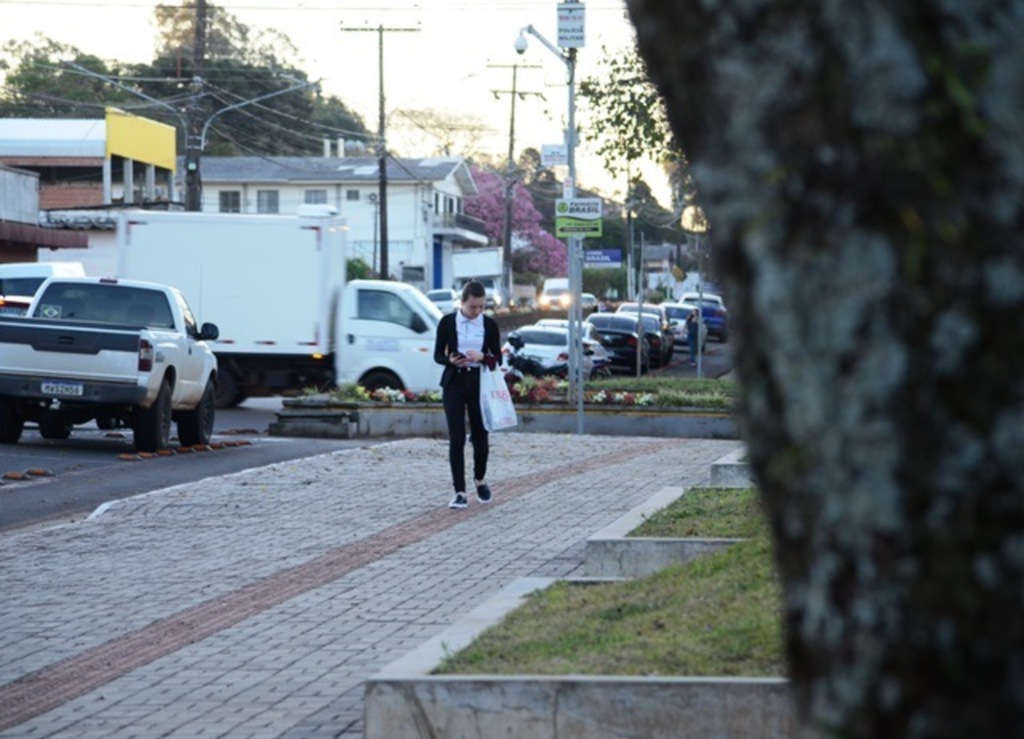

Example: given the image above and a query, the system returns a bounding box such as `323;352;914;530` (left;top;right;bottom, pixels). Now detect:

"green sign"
555;198;603;238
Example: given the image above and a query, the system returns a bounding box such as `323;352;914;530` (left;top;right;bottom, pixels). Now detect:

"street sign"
584;249;621;269
555;198;602;238
541;143;568;167
557;2;585;49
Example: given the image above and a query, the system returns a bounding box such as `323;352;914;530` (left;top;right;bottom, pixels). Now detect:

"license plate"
41;381;84;397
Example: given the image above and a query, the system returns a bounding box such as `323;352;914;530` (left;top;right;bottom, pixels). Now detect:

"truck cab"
336;280;441;392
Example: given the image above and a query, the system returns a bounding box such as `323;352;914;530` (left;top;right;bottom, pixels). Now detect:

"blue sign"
584;249;622;269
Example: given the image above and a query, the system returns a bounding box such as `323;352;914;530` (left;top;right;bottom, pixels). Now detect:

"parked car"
502;325;596;379
534;319;611;367
672;296;729;341
637;313;673;367
580;292;598;312
615;302;677;364
425;288;460;314
585;313;651;374
661;302;708;351
679;290;725;307
0;262;86;316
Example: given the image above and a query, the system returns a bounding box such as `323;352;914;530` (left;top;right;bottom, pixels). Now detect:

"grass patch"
630;487;764;539
434;487;783;678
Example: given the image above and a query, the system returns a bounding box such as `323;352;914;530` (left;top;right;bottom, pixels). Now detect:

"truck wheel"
214;370;244;409
0;398;23;444
177;379;216;447
134;380;172;452
39;412;73;440
360;370;402;393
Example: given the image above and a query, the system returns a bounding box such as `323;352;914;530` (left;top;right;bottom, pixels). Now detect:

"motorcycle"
503;333;568;381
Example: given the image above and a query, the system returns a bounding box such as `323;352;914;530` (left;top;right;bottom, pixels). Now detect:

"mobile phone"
451;352;465;360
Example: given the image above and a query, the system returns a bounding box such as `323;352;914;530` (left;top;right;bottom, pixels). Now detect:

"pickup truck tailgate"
0;318;142;383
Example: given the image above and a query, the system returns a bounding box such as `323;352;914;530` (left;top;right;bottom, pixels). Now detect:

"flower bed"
323;375;730;410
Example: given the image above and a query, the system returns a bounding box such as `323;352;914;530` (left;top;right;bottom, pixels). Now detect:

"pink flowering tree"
465;167;567;279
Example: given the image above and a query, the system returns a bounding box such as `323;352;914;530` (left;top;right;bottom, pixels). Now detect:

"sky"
1;0;671;204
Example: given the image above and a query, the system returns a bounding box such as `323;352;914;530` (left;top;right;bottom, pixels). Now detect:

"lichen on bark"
628;0;1024;735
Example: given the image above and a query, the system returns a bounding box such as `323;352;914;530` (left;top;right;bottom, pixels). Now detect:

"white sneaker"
448;493;468;509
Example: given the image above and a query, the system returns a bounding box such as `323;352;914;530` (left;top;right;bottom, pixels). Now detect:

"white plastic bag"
479;367;518;431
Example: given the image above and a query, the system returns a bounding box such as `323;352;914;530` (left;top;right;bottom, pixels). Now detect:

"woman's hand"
463;349;484;363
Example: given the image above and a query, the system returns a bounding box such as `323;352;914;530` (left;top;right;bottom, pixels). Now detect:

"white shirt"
456;312;485;366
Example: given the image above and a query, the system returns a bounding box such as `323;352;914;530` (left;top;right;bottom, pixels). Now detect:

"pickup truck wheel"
39;412;73;440
0;399;23;444
178;379;216;447
134;380;172;452
360;370;402;393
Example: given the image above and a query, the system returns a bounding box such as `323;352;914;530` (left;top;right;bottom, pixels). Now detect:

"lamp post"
515;19;585;434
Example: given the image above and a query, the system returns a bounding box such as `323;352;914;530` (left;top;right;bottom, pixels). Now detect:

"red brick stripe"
0;440;682;731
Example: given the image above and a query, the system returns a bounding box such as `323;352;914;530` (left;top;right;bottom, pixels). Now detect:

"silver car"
425;288;460;314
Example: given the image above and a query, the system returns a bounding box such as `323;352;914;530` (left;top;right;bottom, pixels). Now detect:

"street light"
515;23;585;434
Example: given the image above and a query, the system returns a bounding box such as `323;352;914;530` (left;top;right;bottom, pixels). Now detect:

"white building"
186;155;489;291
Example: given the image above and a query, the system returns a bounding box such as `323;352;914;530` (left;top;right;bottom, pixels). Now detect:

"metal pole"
566;48;585;433
376;25;390;279
517;23;584;432
502;64;518;309
696;234;704;379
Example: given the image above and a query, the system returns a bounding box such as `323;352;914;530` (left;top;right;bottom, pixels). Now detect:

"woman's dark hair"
461;280;486;301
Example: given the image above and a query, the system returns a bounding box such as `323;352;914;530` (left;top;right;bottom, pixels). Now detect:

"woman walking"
433;280;502;509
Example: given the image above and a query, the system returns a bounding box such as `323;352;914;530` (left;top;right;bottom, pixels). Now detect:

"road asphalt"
0;432;741;738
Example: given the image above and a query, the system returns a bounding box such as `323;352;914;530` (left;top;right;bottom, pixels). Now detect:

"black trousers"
442;368;488;493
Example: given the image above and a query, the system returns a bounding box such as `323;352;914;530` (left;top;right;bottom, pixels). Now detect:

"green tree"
630;0;1024;735
0;39;138;118
0;3;370;154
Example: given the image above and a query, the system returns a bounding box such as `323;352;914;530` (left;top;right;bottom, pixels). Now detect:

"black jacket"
433;312;501;388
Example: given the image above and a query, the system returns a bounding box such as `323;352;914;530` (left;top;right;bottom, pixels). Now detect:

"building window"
219;191;241;213
305;189;327;205
257;190;279;214
346;189;360;201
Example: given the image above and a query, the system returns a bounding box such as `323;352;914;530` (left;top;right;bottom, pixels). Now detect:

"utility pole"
341;23;419;280
489;63;542;307
184;0;207;211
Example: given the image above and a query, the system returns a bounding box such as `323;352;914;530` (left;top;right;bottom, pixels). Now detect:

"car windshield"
0;277;45;297
588;315;637;332
639;315;661;332
516;329;567;346
663;305;690;320
617;303;660;316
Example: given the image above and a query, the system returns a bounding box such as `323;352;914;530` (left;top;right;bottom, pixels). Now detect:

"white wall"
0;167;39;224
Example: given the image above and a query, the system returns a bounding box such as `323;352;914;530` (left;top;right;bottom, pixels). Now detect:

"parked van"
0;262;86;315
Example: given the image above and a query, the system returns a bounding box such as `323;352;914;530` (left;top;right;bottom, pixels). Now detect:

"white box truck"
451;247;504;309
117;210;442;407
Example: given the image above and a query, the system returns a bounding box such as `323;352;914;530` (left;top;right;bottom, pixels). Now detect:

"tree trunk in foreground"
628;2;1024;736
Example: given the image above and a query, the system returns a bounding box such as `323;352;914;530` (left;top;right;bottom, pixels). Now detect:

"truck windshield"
34;283;175;329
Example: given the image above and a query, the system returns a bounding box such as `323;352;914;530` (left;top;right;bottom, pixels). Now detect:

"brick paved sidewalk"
0;433;740;738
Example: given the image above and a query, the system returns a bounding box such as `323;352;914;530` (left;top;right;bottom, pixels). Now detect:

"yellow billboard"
105;108;176;172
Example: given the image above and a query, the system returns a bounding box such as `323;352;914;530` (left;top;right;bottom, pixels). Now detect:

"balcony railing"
432;212;488;238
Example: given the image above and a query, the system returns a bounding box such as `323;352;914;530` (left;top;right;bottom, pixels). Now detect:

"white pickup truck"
0;276;220;452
